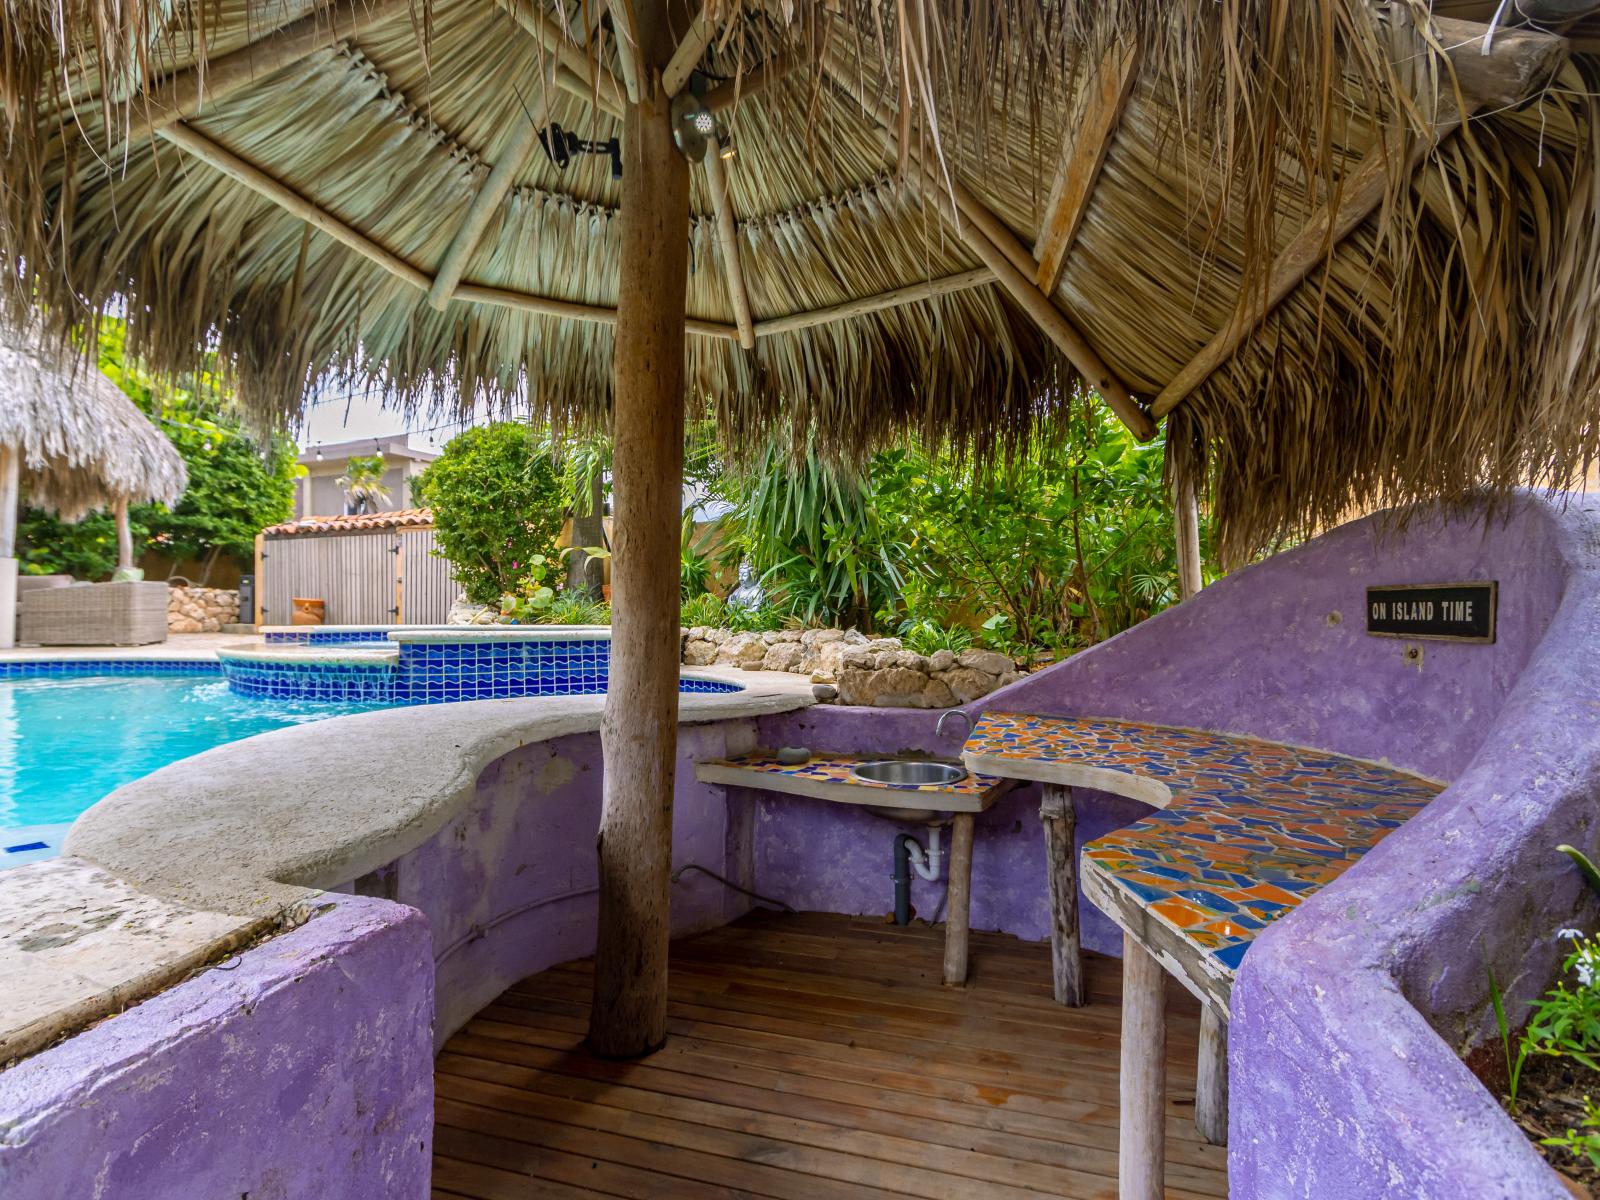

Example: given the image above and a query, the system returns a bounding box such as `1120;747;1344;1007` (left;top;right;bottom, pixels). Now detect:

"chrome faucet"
936;708;974;742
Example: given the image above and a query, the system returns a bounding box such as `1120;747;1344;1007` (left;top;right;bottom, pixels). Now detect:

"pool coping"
0;666;812;1065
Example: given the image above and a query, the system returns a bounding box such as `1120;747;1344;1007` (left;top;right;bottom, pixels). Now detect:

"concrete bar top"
1;668;812;1064
964;711;1445;1008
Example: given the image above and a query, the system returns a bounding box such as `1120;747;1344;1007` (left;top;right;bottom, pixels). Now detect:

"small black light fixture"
539;123;624;180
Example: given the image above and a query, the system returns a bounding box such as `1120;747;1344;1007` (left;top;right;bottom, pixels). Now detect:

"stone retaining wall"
167;585;240;633
681;626;1020;707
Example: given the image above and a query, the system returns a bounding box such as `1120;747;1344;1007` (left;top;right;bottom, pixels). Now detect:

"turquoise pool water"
0;675;383;829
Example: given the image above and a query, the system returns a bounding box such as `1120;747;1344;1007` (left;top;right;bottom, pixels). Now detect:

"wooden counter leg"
943;812;974;986
1041;783;1085;1005
1195;1004;1229;1146
1120;933;1166;1200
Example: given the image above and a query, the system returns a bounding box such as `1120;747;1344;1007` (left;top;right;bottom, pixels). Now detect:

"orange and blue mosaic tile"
965;712;1445;972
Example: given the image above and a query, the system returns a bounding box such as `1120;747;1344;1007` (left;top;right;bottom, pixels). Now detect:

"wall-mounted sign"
1366;582;1497;644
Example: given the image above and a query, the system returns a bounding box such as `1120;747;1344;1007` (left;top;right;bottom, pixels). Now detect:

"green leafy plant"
413;423;565;606
336;454;391;515
680;592;729;628
1543;1096;1600;1171
897;617;972;656
19;321;296;582
541;591;611;625
1559;845;1600;898
720;442;907;629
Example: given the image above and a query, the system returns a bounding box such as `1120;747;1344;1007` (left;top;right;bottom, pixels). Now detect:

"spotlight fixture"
539;123;624;180
671;92;717;163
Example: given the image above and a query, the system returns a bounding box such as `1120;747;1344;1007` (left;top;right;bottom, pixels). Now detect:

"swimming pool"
1;671;384;831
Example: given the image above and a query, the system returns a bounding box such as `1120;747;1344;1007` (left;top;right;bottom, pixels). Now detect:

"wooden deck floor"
432;910;1229;1200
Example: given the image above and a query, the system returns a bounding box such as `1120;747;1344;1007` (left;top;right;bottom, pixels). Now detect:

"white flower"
1578;961;1594;988
1558;927;1585;941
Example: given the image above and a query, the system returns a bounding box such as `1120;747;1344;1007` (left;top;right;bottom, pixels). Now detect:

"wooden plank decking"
432;910;1229;1200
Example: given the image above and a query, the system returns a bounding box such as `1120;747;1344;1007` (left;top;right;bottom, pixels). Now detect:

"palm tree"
336;454;391;515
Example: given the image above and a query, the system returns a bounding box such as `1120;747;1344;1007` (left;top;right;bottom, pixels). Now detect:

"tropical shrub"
897;617;973;656
873;400;1203;653
413;422;564;606
19;323;296;581
718;442;907;629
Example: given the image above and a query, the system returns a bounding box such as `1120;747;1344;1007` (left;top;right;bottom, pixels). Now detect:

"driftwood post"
587;0;690;1060
1040;783;1084;1005
113;498;135;571
0;446;17;649
1120;933;1167;1200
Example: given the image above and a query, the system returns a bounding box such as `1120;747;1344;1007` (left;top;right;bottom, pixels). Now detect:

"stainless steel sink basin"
850;760;967;787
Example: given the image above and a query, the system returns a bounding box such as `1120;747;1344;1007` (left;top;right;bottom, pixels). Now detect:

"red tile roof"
262;508;435;536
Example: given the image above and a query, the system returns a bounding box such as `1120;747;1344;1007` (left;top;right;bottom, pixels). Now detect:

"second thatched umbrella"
0;327;187;644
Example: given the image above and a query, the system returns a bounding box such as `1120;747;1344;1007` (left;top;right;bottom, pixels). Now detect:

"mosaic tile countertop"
963;712;1446;973
696;751;1011;813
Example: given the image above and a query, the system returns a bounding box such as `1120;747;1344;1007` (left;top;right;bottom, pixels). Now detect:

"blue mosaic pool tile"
0;659;222;679
219;637;742;703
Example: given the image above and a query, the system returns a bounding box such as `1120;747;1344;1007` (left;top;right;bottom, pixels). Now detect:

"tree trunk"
114;498;135;572
569;470;607;598
588;9;690;1061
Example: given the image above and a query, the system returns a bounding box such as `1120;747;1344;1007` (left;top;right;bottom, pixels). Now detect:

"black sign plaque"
1366;581;1497;644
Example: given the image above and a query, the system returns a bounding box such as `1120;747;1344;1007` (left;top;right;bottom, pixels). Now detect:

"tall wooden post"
587;0;690;1060
113;497;135;571
1174;458;1202;601
0;446;18;649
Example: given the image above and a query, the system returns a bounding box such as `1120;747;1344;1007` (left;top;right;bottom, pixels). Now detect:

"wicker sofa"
18;580;169;646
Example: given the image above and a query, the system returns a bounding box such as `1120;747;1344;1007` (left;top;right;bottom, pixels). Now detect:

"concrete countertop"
1;666;812;1064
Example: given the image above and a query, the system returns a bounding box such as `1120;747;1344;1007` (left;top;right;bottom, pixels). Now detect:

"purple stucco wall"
1228;497;1600;1198
379;720;760;1046
0;895;433;1200
754;496;1596;1197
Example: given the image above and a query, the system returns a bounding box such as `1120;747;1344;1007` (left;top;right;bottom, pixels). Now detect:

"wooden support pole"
1034;42;1140;295
702;137;755;348
704;47;809;112
608;0;646;102
113;498;135;571
662;4;715;96
1175;459;1203;601
820;51;1153;441
588;0;688;1061
428;116;543;309
1119;934;1167;1200
158;123;430;290
1151;18;1567;420
1040;784;1084;1006
1195;1005;1229;1146
155;122;741;338
0;446;18;560
755;268;993;336
494;0;627;116
942;812;975;987
126;0;413;143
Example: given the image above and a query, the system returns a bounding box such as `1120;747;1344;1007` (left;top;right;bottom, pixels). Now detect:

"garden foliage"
413;422;565;606
19;323;297;581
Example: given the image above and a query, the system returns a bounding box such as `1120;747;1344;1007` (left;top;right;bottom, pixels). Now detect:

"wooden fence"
254;525;457;626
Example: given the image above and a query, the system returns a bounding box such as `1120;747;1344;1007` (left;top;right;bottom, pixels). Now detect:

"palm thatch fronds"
0;0;1597;556
0;326;187;519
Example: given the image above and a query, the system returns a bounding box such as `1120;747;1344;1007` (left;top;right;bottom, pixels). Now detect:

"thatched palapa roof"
0;327;187;519
1;0;1598;555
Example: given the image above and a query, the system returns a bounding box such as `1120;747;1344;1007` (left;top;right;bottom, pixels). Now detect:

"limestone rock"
957;648;1014;677
927;649;956;673
762;643;805;673
838;667;934;708
683;639;718;666
919;677;956;709
812;683;839;702
938;667;999;704
866;637;903;654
